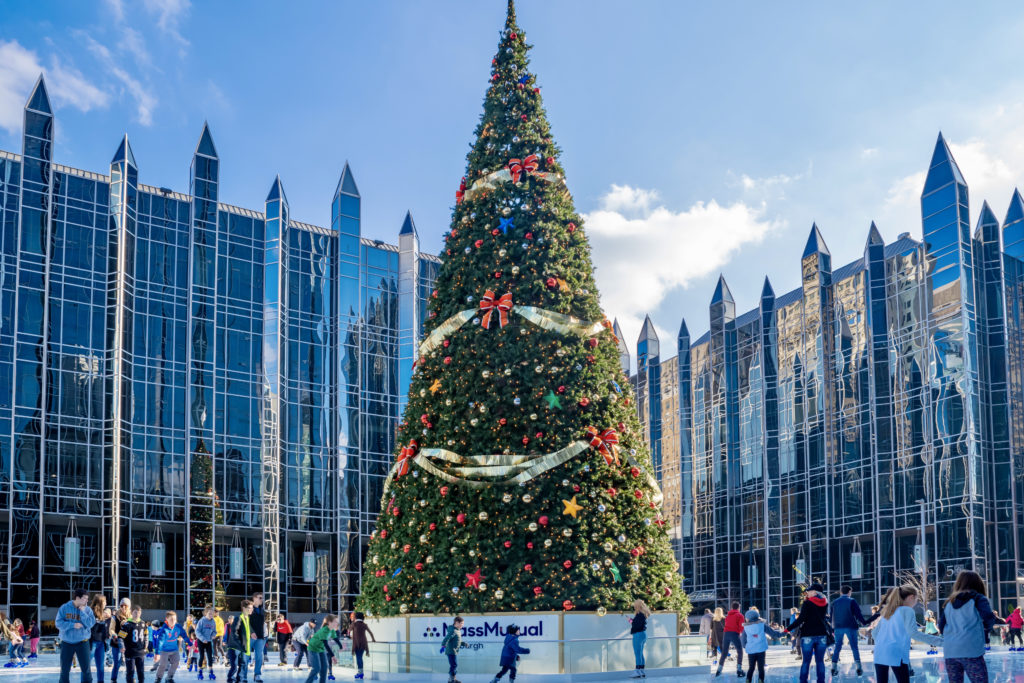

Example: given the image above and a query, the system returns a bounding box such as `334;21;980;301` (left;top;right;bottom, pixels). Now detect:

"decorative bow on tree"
479;290;513;329
585;426;620;466
396;441;418;477
507;154;539;184
455;176;466;204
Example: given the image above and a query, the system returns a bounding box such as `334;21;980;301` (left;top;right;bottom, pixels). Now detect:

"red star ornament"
465;568;484;589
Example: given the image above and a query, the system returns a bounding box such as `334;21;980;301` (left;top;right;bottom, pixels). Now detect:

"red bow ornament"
396;440;418;477
479;290;513;329
456;176;466;204
507;154;539;184
585;427;620;466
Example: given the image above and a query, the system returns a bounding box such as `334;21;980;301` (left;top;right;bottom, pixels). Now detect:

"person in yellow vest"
227;601;254;683
213;611;226;666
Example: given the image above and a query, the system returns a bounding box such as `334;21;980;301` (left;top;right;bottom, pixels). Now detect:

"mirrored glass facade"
0;79;439;622
636;134;1024;623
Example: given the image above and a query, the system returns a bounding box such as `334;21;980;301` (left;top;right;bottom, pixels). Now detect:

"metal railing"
361;634;706;675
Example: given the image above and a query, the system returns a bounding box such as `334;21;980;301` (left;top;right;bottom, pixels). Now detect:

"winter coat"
153;623;190;653
350;620;375;653
118;619;148;659
831;595;868;629
789;595;830;637
195;617;217;643
873;605;942;666
741;619;784;655
441;626;462;655
56;602;96;645
307;626;337;654
227;615;252;655
275;620;293;635
91;617;112;644
630;612;648;634
940;591;998;659
698;613;712;636
1009;608;1023;629
710;618;724;648
499;633;530;667
250;606;266;639
293;623;314;645
724;610;744;633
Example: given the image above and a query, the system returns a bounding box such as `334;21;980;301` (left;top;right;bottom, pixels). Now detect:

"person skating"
153;611;191;683
27;619;40;660
630;600;651;678
226;601;254;683
699;609;713;658
440;617;464;683
57;588;97;683
741;608;783;683
716;601;745;678
195;606;218;680
710;608;725;660
831;585;868;676
488;624;530;683
291;620;315;670
872;585;941;683
786;583;830;683
349;612;375;680
304;615;339;683
273;614;292;666
112;598;132;682
248;593;266;683
118;605;148;683
1007;605;1023;649
213;611;226;666
90;596;114;683
940;570;1002;683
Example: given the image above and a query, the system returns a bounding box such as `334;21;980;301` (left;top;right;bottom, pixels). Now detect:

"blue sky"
3;1;1024;358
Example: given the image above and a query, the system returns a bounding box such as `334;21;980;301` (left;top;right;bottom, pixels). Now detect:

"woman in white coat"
871;585;942;683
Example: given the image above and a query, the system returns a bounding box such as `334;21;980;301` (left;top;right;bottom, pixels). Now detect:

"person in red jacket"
716;601;746;678
1008;606;1024;649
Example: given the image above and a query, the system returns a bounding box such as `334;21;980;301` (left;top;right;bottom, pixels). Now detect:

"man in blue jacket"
56;588;96;683
830;585;867;676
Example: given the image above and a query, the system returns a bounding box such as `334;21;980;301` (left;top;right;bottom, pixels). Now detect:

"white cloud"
584;184;782;332
83;36;158;126
0;40;108;133
885;104;1024;227
142;0;191;48
861;147;879;160
104;0;125;22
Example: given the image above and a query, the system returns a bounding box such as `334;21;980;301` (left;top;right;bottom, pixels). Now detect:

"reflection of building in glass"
0;78;438;621
635;134;1024;621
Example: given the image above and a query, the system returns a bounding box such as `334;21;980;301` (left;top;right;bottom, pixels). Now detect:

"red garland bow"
507;154;539;185
396;440;418;477
585;426;620;466
456;176;466;204
479;290;513;329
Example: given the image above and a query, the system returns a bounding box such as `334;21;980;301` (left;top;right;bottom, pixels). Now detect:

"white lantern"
748;565;759;589
795;558;807;581
913;544;924;572
851;538;863;579
229;528;243;580
302;533;316;583
151;523;166;577
64;517;80;573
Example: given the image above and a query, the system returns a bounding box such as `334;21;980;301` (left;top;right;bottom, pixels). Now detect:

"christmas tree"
357;0;688;617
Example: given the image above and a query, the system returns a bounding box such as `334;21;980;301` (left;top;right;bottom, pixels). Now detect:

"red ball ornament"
573;484;581;493
380;530;388;539
607;487;617;497
568;222;576;232
533;586;543;596
420;414;429;424
617;422;626;431
630;467;641;478
440;486;450;497
499;418;507;426
444;356;452;365
634;489;644;499
517;82;525;90
587;338;598;348
504;541;512;548
539;515;549;526
578;397;590;407
557;385;566;394
385;595;392;602
429;523;437;530
630;548;640;558
522;436;530;445
535;431;543;438
474;239;484;248
546;156;555;165
491;228;500;236
510;32;517;39
520;114;528;122
525;564;533;572
443;339;450;347
664;587;673;597
546;277;557;288
494;272;502;279
533;87;540;93
525;232;533;239
415;563;424;571
392;508;401;517
383;584;389;593
586;354;596;363
456;513;466;524
562;560;572;569
562;600;574;611
403;544;411;553
526;542;534;549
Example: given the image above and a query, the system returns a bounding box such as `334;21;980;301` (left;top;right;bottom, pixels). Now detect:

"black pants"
197;640;213;669
746;652;765;682
124;655;145;683
719;631;743;671
495;663;517;680
874;663;910;683
1010;628;1023;646
277;633;290;663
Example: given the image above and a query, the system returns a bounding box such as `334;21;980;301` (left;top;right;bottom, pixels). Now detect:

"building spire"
924;132;966;193
266;174;288;204
400;210;417;236
26;74;51;115
802;222;831;258
1006;188;1024;227
195;122;218;158
335;161;359;198
111;133;137;168
866;221;884;247
710;274;734;304
761;276;775;300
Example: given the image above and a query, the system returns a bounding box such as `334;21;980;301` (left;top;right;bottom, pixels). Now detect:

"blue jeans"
303;651;327;683
111;645;122;681
354;648;365;672
93;641;107;682
228;649;250;682
632;632;647;667
832;627;860;665
800;636;827;683
60;640;93;683
252;638;265;679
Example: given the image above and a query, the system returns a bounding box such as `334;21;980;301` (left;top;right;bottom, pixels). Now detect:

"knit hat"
808;582;825;593
745;609;760;622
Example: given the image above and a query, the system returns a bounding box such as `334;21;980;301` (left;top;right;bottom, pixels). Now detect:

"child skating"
488;624;530;683
440;617;464;683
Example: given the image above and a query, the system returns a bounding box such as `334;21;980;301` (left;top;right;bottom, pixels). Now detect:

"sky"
2;1;1024;363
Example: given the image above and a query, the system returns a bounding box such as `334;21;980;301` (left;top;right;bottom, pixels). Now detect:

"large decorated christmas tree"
357;1;687;617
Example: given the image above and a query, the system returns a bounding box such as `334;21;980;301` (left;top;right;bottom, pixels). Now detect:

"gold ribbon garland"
418;306;605;357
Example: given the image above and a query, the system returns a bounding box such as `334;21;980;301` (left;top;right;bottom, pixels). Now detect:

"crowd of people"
696;570;1006;683
32;588;377;683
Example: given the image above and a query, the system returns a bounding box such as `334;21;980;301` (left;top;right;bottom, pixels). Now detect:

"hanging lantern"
64;517;80;573
913;544;924;572
302;533;316;583
795;557;807;581
150;523;166;577
851;538;863;579
229;528;243;580
747;564;759;589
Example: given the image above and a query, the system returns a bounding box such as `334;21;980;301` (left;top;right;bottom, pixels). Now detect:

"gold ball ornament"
494;589;504;600
528;522;538;532
478;511;489;521
596;606;607;617
522;494;533;503
399;604;409;614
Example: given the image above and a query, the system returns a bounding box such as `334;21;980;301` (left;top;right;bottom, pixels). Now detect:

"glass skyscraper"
635;133;1024;621
0;78;439;622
